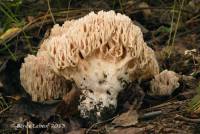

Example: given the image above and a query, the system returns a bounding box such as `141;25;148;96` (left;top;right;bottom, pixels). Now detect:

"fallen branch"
175;114;200;123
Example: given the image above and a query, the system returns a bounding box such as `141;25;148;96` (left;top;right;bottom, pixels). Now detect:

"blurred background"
0;0;199;133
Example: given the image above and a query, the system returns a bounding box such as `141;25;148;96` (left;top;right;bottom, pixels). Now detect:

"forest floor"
0;0;199;134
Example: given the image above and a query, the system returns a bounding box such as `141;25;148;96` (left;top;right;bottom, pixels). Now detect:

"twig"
0;9;92;46
119;0;124;13
67;0;72;19
164;128;188;134
86;115;119;134
147;26;200;47
142;100;185;112
175;114;200;123
0;105;11;115
167;0;176;46
0;4;194;46
46;0;56;24
186;14;200;24
1;42;17;60
0;59;8;72
168;0;185;57
37;11;49;37
124;6;192;14
140;110;162;119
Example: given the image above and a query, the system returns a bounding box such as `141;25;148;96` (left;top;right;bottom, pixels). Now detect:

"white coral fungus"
20;11;180;121
44;11;159;119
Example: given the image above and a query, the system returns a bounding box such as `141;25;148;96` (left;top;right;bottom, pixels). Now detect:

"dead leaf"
0;27;21;44
112;110;138;127
6;95;22;101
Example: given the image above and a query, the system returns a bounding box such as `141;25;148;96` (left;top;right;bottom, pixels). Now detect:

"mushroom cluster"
20;10;180;121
